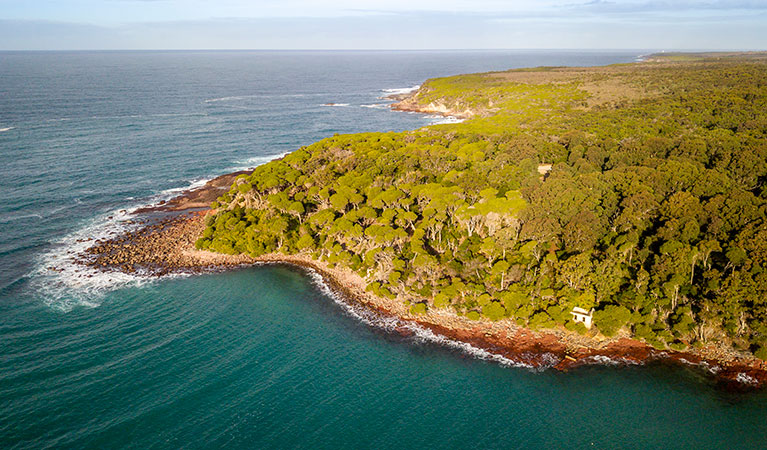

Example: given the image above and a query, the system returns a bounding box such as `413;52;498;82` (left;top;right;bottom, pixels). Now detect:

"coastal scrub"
196;53;767;361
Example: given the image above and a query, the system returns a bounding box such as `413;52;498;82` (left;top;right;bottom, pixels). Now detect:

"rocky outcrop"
135;170;250;214
79;211;253;276
390;88;478;119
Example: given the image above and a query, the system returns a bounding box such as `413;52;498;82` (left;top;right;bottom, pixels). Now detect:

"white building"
570;307;594;329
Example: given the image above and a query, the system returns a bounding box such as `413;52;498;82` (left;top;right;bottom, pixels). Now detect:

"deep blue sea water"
1;50;766;449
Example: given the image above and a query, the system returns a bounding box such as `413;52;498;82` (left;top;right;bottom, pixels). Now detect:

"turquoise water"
1;51;766;448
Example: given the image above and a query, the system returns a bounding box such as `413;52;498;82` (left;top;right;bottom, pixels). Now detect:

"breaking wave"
381;85;420;96
226;151;292;172
31;149;296;311
31;205;156;312
204;93;329;103
426;115;465;125
735;372;759;386
29;176;213;311
303;268;536;371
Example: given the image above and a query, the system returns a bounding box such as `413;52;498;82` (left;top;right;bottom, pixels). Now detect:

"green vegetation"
197;54;767;357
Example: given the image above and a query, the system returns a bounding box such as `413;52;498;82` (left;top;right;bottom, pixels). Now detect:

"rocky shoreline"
75;180;767;390
135;171;251;214
387;89;474;120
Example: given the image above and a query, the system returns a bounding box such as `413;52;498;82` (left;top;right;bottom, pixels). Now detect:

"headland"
75;52;767;389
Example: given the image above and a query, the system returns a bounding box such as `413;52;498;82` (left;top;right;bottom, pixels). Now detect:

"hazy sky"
1;0;766;50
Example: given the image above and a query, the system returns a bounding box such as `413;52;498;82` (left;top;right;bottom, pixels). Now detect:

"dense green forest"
196;54;767;358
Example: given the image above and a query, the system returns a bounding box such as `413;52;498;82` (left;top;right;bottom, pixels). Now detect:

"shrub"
634;324;655;341
410;302;428;315
529;311;556;330
669;341;687;352
433;294;451;308
482;301;507;321
565;321;588;335
593;304;631;337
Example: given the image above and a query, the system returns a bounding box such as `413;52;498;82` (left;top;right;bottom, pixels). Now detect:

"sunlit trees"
196;57;767;356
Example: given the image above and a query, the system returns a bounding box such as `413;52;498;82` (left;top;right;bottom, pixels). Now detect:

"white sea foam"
204;93;326;103
42;113;205;124
321;103;351;107
157;178;210;198
204;95;259;103
381;85;420;96
0;126;15;132
32;148;298;311
226;151;292;172
0;213;44;224
426;115;465;125
735;372;759;386
31;205;151;312
582;355;643;367
360;104;387;109
700;361;722;374
30;177;209;312
304;269;534;370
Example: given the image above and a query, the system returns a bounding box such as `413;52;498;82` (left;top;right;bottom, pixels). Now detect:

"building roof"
571;307;592;316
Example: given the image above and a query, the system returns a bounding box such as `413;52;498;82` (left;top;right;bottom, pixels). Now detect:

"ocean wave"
582;355;643;367
29;177;210;311
30;205;153;312
321;103;350;107
30;150;296;311
0;126;15;132
684;358;761;386
427;115;465;125
304;269;534;370
157;178;210;198
360;104;387;109
381;85;420;96
699;360;722;374
735;372;759;386
225;151;292;172
40;113;206;125
0;213;44;224
204;95;256;103
204;93;328;103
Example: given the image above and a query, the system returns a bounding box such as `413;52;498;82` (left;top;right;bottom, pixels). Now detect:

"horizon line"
2;48;765;53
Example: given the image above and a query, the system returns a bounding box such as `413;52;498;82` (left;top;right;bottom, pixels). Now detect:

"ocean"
1;50;765;449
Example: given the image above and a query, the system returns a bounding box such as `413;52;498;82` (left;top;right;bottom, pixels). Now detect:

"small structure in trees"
570;307;594;329
537;164;553;180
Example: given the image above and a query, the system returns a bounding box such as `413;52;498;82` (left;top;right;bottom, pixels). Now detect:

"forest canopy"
197;54;767;359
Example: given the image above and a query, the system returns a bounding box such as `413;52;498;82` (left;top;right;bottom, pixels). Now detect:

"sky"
0;0;766;50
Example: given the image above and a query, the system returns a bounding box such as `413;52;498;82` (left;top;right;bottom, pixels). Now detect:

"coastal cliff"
80;52;767;388
390;87;479;119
